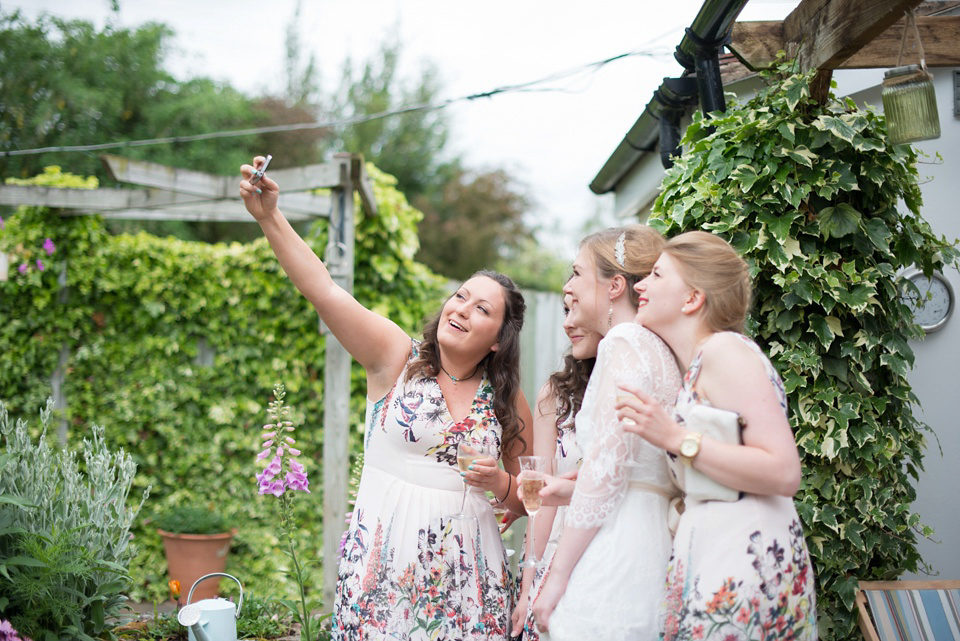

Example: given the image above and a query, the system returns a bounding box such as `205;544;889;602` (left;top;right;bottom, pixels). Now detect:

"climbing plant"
651;61;958;641
0;164;446;603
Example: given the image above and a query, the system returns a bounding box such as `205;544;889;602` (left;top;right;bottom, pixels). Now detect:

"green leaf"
819;203;862;239
778;145;818;168
815;115;856;142
863;218;893;251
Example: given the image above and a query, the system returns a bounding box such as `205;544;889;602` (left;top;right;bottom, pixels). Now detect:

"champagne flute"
451;442;483;520
518;455;548;568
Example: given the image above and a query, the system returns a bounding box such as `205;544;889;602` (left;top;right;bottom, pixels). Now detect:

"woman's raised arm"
240;158;411;392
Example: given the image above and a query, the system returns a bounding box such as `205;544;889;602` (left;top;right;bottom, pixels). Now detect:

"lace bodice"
565;322;682;529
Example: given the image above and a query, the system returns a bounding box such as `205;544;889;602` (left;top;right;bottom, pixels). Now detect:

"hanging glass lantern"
883;64;941;144
882;10;941;145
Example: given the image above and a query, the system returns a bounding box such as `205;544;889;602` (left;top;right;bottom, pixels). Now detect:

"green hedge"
650;63;958;640
0;164;446;604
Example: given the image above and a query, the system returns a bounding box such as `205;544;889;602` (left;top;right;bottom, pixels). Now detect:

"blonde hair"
663;231;751;333
579;225;665;307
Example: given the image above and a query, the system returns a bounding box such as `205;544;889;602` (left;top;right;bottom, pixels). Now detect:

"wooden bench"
857;580;960;641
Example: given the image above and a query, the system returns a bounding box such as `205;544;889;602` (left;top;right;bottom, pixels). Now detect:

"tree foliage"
415;167;535;280
0;164;446;604
650;63;958;641
0;11;262;181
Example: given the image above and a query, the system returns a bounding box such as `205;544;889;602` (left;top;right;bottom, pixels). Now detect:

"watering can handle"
185;572;244;618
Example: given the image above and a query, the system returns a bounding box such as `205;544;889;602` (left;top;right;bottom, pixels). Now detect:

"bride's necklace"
440;362;480;384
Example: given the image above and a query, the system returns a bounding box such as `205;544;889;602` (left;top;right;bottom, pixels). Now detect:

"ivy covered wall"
0;164;446;603
650;65;958;640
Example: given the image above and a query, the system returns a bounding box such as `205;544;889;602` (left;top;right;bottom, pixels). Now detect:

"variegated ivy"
650;61;958;641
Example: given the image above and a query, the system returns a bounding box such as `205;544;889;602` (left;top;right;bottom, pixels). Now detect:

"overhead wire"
2;47;673;159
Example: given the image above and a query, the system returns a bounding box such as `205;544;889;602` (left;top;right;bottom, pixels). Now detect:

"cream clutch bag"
675;404;743;504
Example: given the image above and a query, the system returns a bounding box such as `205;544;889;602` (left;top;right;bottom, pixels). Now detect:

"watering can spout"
177;572;244;641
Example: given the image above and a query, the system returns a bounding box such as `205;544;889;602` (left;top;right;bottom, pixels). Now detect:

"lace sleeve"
565;325;675;529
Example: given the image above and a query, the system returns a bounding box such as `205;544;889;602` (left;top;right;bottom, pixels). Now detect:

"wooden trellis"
0;152;376;604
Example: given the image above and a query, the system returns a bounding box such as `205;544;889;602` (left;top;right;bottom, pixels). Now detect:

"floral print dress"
662;333;817;641
333;342;511;641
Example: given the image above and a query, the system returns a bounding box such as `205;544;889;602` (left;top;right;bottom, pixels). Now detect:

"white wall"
841;67;960;580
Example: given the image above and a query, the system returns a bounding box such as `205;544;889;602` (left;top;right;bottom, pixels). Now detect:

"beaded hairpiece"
614;232;626;268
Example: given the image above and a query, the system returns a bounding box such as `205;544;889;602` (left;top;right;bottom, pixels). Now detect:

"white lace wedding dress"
545;322;682;641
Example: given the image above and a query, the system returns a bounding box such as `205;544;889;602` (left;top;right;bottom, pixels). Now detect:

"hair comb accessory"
614;232;626;268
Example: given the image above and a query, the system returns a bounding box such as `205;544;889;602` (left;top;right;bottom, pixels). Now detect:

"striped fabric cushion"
865;587;960;641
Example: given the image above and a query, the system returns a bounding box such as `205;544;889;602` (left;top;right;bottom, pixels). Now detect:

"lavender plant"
256;383;323;640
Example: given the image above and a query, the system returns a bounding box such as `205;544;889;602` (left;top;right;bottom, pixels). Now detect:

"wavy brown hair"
406;270;528;456
542;350;595;428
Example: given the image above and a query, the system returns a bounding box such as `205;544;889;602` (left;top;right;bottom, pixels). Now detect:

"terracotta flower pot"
158;528;235;602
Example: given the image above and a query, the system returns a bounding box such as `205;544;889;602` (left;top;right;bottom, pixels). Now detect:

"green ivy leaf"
818;203;862;239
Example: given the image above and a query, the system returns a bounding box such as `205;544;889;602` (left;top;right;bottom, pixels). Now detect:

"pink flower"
18;264;27;274
36;259;44;271
43;238;55;255
0;217;4;230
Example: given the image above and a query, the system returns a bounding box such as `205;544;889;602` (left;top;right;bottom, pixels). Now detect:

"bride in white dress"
532;226;681;641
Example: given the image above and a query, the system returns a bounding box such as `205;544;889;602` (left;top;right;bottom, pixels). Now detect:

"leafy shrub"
154;505;229;535
651;61;958;640
0;399;147;640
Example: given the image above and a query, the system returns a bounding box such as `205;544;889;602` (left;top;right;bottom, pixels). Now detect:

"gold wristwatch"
678;432;703;465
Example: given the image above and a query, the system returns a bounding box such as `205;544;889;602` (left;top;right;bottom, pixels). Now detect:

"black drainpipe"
653;0;748;166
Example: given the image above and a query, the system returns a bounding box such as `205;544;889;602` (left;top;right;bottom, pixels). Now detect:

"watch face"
900;270;954;332
680;439;698;458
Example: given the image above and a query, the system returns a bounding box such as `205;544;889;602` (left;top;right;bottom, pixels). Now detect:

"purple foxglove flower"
276;446;284;457
43;238;55;255
285;469;310;493
36;259;44;271
289;459;306;474
262;432;276;440
269;480;286;497
0;216;4;229
18;264;28;274
262;423;275;429
285;437;295;444
288;447;301;456
264;456;283;476
256;448;272;461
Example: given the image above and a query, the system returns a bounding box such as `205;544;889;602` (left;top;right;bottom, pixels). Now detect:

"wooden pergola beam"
732;15;960;69
785;0;924;72
0;184;331;218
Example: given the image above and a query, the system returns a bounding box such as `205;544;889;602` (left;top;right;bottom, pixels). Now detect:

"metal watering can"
176;573;244;641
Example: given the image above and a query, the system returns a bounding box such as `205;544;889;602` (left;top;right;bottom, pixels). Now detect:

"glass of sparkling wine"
452;442;484;520
518;455;548;568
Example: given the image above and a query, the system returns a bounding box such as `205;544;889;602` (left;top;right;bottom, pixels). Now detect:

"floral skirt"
661;495;817;641
332;466;512;641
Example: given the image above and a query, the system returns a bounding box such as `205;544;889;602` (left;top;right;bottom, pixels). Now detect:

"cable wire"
2;48;671;158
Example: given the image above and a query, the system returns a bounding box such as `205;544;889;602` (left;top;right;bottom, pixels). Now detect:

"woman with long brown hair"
240;157;533;640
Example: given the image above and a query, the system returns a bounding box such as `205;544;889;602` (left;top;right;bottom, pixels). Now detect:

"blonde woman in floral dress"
618;231;817;640
240;157;534;640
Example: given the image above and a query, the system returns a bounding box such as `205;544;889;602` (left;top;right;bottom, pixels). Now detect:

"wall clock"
899;268;955;333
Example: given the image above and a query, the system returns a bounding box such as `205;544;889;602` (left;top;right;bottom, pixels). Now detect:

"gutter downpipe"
589;0;750;192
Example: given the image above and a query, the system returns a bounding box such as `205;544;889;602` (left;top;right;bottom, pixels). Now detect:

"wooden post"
321;154;357;607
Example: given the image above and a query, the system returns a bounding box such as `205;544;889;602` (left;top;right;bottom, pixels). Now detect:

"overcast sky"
7;0;799;252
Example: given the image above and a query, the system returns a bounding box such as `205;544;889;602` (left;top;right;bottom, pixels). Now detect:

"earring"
607;302;614;330
681;306;688;313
